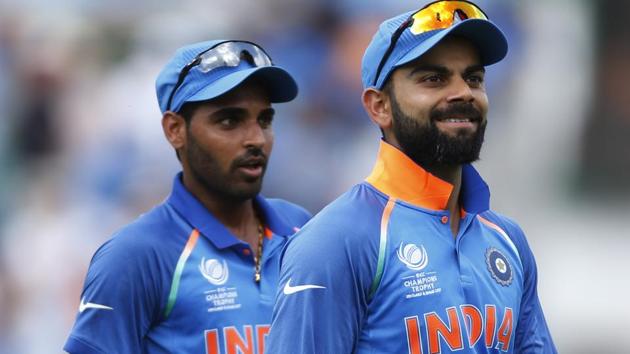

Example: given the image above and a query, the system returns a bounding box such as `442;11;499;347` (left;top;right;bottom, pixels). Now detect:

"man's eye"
423;75;443;83
219;117;238;127
258;115;274;128
466;75;484;85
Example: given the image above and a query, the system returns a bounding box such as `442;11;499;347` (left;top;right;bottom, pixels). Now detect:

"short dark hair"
379;79;394;137
171;100;206;161
177;100;205;125
381;77;394;99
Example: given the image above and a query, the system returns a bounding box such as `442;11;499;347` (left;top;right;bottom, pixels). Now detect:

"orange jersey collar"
365;140;490;213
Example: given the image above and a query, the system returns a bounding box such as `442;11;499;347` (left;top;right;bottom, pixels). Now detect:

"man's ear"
362;87;393;131
162;112;187;150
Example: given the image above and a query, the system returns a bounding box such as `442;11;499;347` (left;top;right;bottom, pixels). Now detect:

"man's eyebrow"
407;64;486;78
259;107;275;117
210;107;248;119
408;64;451;78
464;65;486;74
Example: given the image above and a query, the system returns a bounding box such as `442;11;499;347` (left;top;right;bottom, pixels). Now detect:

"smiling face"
368;36;489;168
163;79;275;202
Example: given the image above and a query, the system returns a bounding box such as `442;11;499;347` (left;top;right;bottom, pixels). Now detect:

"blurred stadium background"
0;0;629;353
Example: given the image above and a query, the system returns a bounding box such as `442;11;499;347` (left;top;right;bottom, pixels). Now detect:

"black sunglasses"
165;40;274;111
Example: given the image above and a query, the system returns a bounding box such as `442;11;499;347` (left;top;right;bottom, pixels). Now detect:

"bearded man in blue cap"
64;40;311;354
267;1;557;353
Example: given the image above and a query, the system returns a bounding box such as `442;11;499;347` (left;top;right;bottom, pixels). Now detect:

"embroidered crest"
486;247;513;286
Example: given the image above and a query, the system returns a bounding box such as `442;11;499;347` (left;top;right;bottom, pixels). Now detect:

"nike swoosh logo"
283;279;325;295
79;297;114;313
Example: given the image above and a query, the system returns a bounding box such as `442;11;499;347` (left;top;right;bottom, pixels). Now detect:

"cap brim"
396;19;508;69
186;66;298;104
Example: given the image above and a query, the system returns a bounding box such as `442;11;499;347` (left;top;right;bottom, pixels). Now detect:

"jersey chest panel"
360;204;523;354
148;237;280;354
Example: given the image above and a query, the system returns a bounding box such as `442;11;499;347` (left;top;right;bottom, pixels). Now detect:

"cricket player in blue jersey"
267;1;557;353
64;39;311;354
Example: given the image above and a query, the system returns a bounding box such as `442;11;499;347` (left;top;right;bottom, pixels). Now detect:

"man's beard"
390;94;486;168
186;130;267;202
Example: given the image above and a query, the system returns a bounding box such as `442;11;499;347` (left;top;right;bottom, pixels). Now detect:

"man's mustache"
430;103;482;122
231;148;268;169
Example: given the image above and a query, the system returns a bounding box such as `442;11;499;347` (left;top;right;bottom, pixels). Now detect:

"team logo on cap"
397;242;429;271
486;248;513;286
199;258;229;285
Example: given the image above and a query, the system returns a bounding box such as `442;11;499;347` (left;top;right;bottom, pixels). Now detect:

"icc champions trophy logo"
397;243;429;271
199;258;229;285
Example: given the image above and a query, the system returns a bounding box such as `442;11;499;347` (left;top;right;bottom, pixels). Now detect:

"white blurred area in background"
0;1;628;353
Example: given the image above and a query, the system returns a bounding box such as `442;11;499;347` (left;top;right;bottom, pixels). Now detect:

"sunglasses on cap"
372;0;489;86
166;40;274;111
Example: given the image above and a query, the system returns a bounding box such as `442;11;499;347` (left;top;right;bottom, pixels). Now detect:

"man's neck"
424;164;463;237
202;196;257;234
206;196;262;256
182;174;261;249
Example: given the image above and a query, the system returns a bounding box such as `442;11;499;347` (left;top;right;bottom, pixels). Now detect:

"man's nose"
243;120;266;148
445;76;475;103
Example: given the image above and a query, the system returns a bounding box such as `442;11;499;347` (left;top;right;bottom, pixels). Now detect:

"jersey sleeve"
486;212;558;353
266;190;384;353
64;229;166;354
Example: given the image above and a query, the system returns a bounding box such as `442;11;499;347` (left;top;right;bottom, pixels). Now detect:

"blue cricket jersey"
267;141;556;354
64;172;311;354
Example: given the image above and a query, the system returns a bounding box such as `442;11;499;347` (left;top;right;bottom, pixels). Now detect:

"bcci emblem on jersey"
199;258;229;285
486;247;513;286
397;242;429;271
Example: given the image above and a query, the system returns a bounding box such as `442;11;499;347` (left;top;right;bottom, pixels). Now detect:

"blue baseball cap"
362;2;508;90
156;39;298;113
